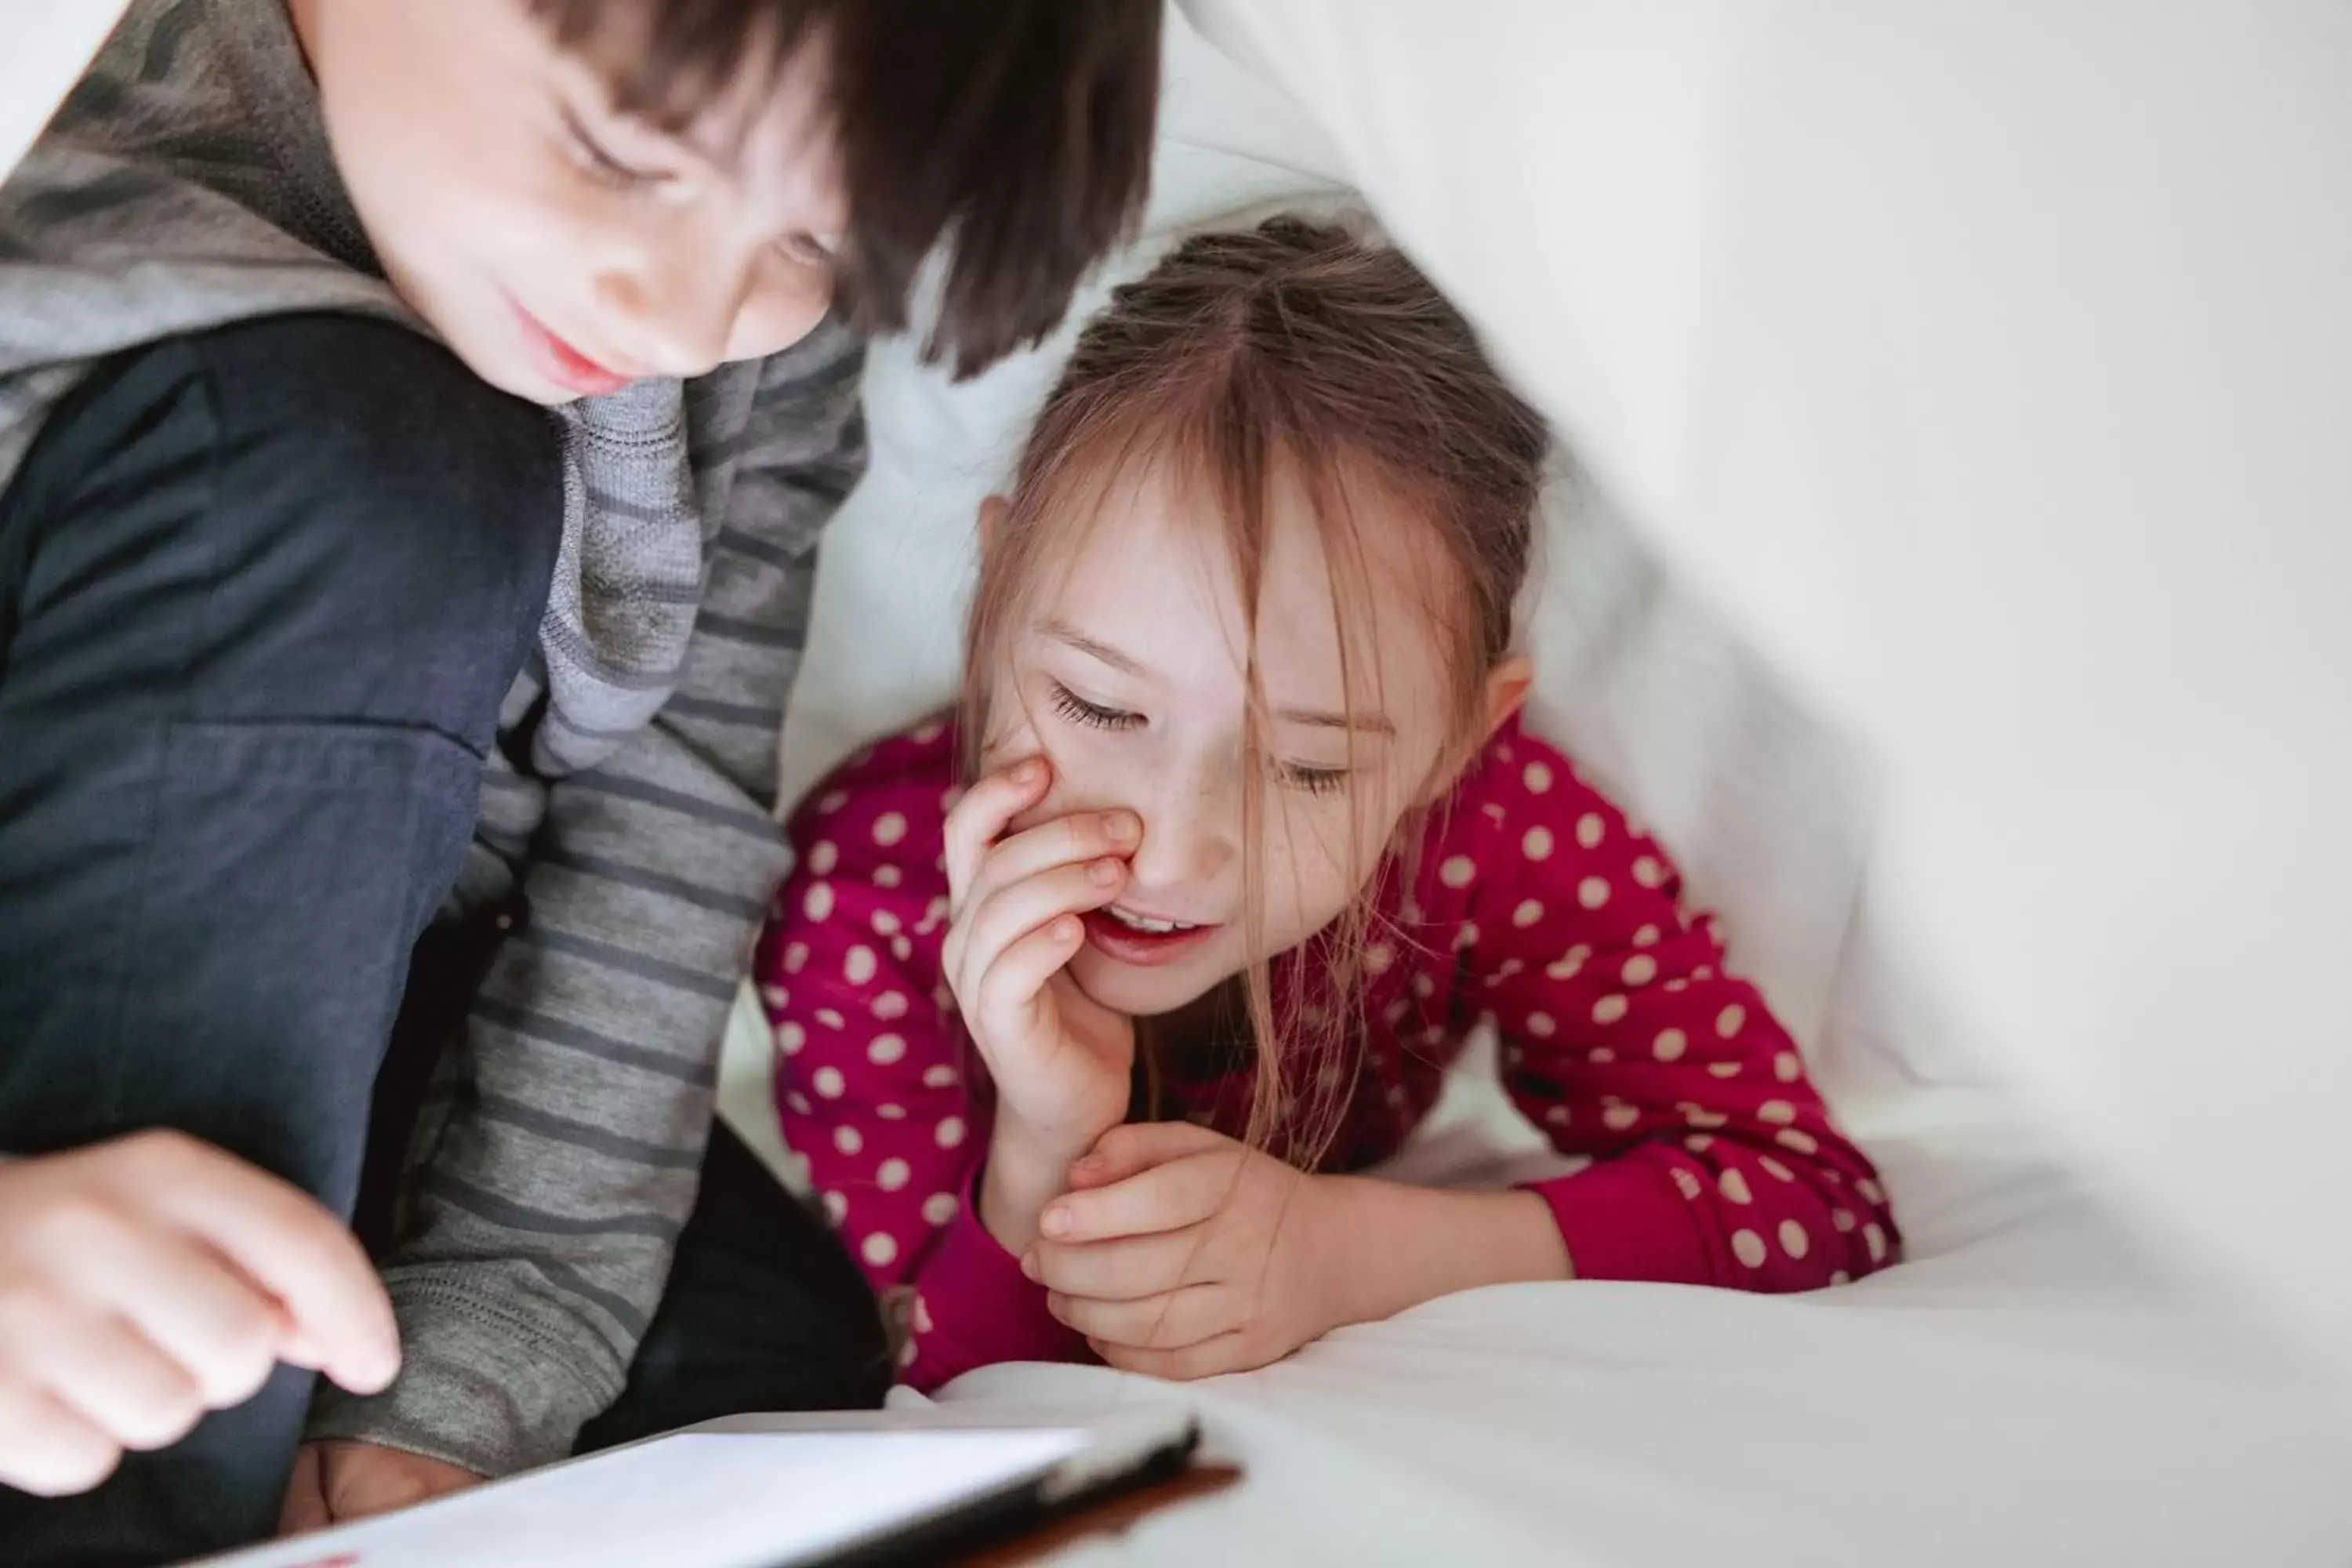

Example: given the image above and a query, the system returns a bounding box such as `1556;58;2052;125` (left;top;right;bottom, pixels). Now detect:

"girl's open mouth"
1080;905;1219;967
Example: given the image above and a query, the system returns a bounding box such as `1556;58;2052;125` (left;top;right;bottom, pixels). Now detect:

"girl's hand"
1021;1122;1354;1380
942;759;1139;1242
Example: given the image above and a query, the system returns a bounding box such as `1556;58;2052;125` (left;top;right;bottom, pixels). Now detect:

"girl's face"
290;0;845;405
984;463;1518;1021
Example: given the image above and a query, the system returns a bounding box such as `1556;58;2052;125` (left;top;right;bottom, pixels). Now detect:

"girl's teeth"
1109;907;1193;934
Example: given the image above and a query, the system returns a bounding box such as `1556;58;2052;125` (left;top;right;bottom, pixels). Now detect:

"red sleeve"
754;725;1083;1390
1436;725;1899;1290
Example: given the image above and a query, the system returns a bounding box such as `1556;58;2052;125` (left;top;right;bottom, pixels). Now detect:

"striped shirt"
0;0;862;1475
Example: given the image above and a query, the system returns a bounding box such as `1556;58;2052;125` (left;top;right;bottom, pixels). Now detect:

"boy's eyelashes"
559;104;669;191
1045;681;1355;797
557;105;837;270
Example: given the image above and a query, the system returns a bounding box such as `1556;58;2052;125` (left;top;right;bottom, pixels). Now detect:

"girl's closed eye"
1277;761;1352;797
1049;682;1144;732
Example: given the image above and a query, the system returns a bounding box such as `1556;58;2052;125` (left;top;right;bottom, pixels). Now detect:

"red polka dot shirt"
755;717;1899;1391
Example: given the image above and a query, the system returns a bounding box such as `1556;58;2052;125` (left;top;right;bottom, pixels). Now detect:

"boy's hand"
1022;1123;1353;1380
279;1440;481;1534
942;758;1139;1247
0;1131;398;1497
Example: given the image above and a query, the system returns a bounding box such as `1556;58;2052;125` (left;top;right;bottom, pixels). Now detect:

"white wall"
1185;0;2352;1394
0;0;127;183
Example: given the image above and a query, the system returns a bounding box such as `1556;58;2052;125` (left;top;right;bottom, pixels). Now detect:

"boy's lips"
510;299;634;397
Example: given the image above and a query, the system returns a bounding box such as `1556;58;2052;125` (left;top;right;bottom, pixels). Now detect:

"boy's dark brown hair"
530;0;1163;378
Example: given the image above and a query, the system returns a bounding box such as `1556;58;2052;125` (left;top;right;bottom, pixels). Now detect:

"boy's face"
290;0;846;404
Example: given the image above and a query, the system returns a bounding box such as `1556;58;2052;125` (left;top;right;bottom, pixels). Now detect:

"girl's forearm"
1319;1177;1573;1329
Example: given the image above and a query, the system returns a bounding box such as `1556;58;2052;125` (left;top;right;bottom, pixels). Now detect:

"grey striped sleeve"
305;323;866;1477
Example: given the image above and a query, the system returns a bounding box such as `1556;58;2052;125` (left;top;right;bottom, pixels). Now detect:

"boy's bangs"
528;0;806;132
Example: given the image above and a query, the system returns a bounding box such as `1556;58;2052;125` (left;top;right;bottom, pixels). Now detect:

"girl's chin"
1069;947;1227;1019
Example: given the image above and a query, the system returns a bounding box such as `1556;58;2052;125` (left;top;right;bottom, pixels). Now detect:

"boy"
0;0;1162;1559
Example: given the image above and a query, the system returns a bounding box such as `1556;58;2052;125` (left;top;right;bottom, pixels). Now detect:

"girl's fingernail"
1104;811;1140;844
1020;1250;1040;1280
1042;1208;1071;1238
1090;858;1122;885
1054;916;1081;942
1014;758;1044;784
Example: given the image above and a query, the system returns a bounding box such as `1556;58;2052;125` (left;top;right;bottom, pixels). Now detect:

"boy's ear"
1482;655;1534;739
978;495;1011;553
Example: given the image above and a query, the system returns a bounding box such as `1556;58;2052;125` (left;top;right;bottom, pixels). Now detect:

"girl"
756;217;1897;1389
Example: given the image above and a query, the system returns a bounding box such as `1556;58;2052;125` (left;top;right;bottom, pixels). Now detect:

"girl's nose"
1126;789;1237;898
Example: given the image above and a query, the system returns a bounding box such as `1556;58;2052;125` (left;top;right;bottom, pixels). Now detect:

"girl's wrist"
1317;1178;1572;1330
978;1120;1100;1255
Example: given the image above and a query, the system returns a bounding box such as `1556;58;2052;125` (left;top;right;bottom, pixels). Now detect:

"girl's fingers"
1091;1332;1254;1382
1028;1225;1210;1301
971;916;1091;1047
1049;1284;1235;1351
957;859;1127;998
963;811;1142;917
942;758;1051;906
1039;1152;1233;1243
1067;1121;1230;1189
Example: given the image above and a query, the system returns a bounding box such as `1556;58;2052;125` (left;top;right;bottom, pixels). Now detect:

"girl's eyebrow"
1043;619;1145;676
1279;707;1396;736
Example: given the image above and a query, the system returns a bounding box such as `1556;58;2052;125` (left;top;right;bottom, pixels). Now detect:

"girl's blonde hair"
961;216;1548;1163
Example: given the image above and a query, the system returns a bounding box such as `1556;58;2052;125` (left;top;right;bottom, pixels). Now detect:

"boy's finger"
138;1140;399;1396
64;1216;285;1411
1068;1121;1227;1189
942;758;1051;905
0;1382;121;1497
29;1302;205;1454
1040;1153;1229;1243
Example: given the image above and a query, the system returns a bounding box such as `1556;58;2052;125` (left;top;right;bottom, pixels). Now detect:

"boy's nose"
593;242;746;379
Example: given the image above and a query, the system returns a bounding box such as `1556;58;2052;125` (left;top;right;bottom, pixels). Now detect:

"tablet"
194;1406;1202;1568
